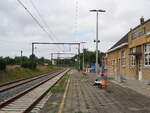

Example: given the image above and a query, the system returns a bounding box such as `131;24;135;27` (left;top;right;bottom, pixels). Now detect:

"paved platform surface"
111;79;150;98
63;71;150;113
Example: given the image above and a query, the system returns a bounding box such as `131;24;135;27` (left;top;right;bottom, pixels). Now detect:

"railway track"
0;69;58;92
0;69;64;102
0;68;69;113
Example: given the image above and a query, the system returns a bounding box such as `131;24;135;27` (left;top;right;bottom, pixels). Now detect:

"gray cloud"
0;0;150;58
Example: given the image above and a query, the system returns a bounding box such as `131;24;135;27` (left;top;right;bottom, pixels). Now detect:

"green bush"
0;58;6;71
105;87;113;93
21;61;37;69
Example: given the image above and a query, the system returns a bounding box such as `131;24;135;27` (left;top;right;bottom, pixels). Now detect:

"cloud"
0;0;150;58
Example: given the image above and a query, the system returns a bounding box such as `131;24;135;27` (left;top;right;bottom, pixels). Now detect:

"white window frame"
111;60;115;66
121;50;126;66
110;60;112;66
130;48;136;66
144;43;150;66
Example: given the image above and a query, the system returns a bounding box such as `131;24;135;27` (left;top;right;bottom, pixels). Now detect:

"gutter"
107;42;128;53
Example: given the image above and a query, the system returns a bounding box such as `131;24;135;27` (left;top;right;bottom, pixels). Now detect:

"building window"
113;60;116;66
111;60;115;66
130;48;136;66
132;28;145;39
110;60;112;66
144;43;150;66
108;60;112;67
121;50;126;66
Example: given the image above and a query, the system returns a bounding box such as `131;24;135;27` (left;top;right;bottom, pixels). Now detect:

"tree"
0;57;6;71
71;49;106;69
21;60;37;69
22;56;29;62
14;56;21;65
29;54;38;61
37;57;45;65
4;57;15;65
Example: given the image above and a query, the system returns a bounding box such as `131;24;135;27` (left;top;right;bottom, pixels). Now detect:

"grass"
50;74;69;93
0;66;57;84
40;73;70;113
105;87;113;93
51;87;64;93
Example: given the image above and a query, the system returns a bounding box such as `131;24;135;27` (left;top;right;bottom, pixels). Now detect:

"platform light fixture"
89;9;106;76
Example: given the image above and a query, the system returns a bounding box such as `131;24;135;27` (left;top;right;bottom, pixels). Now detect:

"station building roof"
107;18;150;53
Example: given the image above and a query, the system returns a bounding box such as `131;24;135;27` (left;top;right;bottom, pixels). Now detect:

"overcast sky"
0;0;150;59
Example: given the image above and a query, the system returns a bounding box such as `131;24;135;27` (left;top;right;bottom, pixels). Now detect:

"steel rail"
23;69;70;113
0;69;66;108
0;69;58;87
0;69;59;92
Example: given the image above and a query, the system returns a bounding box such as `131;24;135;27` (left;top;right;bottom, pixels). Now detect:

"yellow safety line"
57;75;70;113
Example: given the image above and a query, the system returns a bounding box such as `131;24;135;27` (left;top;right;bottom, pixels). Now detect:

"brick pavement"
63;71;150;113
111;79;150;97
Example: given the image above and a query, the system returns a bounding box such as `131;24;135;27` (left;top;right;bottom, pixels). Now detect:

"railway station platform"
111;79;150;98
62;70;150;113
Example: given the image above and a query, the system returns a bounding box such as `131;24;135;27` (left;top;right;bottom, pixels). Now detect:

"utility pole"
89;9;106;76
51;53;53;65
21;50;23;66
32;42;81;70
31;43;34;69
83;48;85;71
50;52;76;67
57;52;60;66
81;42;86;71
78;44;80;70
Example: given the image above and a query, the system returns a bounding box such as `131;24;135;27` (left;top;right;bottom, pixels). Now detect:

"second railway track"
0;69;63;102
0;68;70;113
0;69;58;92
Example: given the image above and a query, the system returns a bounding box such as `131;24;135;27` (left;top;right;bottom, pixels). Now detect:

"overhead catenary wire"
29;0;65;51
29;0;63;51
17;0;79;59
17;0;53;40
17;0;62;52
29;0;55;38
30;0;79;56
29;0;60;42
74;0;79;41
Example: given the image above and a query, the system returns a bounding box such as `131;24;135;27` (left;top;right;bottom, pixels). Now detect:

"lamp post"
89;9;105;76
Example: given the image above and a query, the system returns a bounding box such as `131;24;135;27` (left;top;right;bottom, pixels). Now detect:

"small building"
107;17;150;84
52;60;57;65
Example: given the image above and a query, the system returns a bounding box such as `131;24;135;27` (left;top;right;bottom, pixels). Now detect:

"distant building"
106;17;150;84
52;60;56;65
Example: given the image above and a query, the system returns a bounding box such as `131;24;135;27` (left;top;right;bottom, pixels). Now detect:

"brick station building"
106;17;150;84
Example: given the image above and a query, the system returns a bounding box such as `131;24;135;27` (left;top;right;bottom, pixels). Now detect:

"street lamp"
89;9;106;76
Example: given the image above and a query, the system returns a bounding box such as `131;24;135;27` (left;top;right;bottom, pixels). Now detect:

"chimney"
140;16;144;24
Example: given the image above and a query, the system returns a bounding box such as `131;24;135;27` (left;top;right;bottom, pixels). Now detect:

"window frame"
131;27;145;39
121;50;126;66
144;43;150;66
130;48;136;66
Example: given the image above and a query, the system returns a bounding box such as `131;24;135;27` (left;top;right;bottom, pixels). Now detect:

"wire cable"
17;0;46;35
29;0;63;51
17;0;63;53
73;0;79;43
17;0;78;58
29;0;56;39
